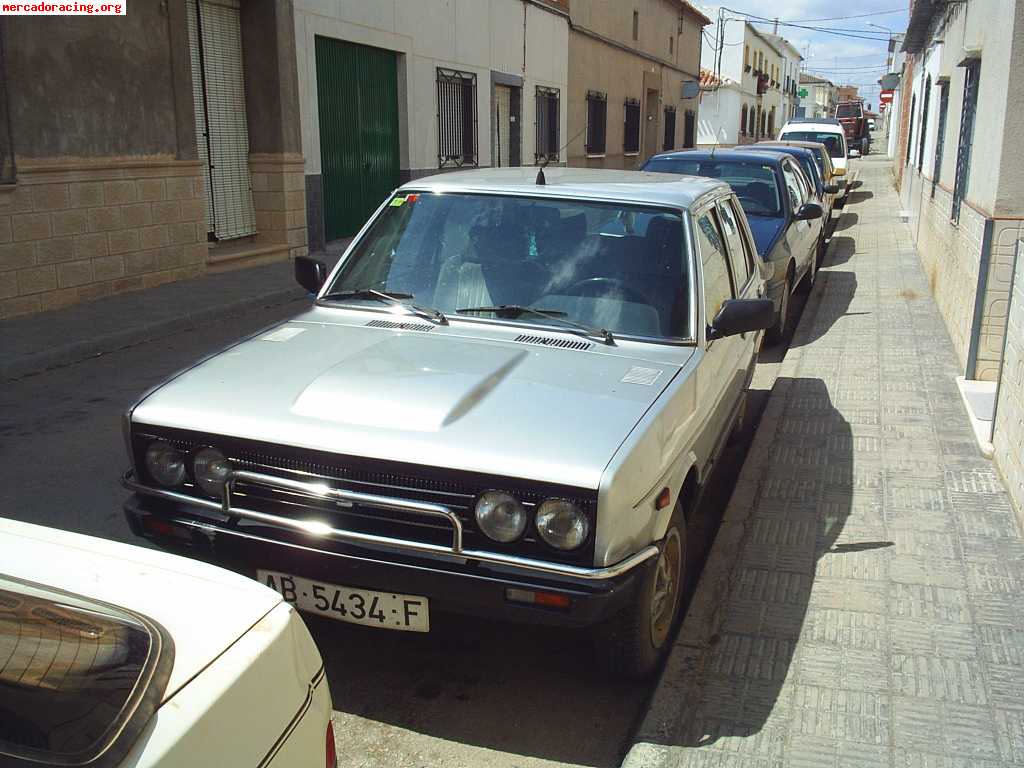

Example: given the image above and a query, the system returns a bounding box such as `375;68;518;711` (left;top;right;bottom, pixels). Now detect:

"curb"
621;232;838;768
1;286;304;382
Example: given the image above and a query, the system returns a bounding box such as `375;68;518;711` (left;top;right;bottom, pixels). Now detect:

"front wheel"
595;505;687;680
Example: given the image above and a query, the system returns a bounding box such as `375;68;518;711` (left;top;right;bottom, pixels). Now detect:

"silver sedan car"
122;168;772;678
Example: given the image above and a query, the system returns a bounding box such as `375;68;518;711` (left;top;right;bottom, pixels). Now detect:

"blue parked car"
750;142;839;250
641;149;823;344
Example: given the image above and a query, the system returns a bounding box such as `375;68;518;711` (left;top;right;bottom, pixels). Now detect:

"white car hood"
0;517;281;701
132;312;691;489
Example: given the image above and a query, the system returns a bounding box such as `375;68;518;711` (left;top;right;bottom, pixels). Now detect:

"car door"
780;158;812;280
693;203;743;465
717;194;761;390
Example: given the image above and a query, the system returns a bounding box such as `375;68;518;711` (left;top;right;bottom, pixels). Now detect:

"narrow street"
0;186;827;768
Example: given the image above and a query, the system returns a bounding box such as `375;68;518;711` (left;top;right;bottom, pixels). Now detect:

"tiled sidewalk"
626;156;1024;767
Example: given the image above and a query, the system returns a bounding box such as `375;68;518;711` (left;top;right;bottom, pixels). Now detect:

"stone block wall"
993;227;1024;521
249;153;308;259
0;159;207;319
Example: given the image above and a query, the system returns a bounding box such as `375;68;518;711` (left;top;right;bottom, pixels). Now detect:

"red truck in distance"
835;100;870;155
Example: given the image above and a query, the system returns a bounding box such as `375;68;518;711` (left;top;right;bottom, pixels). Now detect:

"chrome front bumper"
123;469;659;582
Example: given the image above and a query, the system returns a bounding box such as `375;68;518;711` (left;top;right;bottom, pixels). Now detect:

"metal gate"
315;37;400;241
187;0;256;241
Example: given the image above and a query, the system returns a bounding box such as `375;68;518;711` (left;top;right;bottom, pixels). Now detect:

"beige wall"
0;159;207;319
566;0;704;168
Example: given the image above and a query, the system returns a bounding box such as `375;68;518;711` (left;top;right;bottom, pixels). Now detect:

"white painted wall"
293;0;570;176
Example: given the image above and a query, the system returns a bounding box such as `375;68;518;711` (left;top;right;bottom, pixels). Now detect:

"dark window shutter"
663;106;676;151
952;60;980;222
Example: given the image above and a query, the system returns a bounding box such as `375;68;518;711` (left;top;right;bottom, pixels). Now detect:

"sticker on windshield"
260;326;306;342
389;197;406;207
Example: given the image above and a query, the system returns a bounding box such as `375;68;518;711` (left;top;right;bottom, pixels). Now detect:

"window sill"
623;152;640;157
586;153;606;159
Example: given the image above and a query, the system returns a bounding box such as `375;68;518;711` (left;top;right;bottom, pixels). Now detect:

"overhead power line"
784;9;905;22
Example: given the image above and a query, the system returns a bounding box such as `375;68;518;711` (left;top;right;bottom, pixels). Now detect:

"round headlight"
192;447;232;497
145;440;186;487
475;491;528;543
536;499;589;551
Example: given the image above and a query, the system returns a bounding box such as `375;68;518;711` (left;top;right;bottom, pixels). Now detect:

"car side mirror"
824;183;840;194
832;166;847;177
294;255;328;294
794;202;823;221
707;298;775;341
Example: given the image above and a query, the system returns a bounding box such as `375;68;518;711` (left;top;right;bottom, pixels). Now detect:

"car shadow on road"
847;190;873;204
658;377;861;751
787;271;857;350
831;212;858;233
824;235;855;266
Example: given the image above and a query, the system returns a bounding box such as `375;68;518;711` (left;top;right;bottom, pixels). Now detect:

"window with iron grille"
917;76;931;171
624;98;641;154
535;86;560;163
932;80;950;198
684;110;696;148
585;90;607;155
0;24;13;185
663;105;676;151
952;60;980;223
437;68;478;168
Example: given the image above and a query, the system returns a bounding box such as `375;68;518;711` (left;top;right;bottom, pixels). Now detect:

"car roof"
399;167;729;209
748;144;816;159
757;139;829;153
783;117;843;127
650;148;790;168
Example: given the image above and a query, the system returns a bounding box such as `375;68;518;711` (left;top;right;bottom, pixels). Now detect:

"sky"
700;0;911;108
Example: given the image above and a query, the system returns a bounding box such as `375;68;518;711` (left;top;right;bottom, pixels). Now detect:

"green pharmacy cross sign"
798;88;808;98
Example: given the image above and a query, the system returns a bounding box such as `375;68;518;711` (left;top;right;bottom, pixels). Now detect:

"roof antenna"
535;154;550;186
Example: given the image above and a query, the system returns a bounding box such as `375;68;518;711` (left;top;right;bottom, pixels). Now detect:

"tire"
816;231;828;268
595;504;688;680
765;276;791;345
799;251;817;293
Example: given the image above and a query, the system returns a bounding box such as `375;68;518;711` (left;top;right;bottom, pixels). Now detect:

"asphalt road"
0;206;828;766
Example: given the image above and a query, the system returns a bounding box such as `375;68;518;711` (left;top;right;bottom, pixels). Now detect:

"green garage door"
315;37;400;241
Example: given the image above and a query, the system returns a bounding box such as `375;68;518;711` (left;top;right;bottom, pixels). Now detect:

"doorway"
492;84;521;167
643;88;660;160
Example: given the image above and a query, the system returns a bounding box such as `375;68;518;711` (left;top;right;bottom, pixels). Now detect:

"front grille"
132;426;597;566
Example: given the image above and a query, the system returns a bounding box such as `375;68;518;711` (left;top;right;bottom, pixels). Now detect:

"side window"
694;209;735;323
718;198;753;289
781;162;804;211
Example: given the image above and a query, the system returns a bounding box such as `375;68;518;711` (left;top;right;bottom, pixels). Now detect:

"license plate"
257;570;429;632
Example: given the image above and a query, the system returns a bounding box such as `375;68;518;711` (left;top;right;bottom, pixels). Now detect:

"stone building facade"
566;0;707;168
0;1;306;320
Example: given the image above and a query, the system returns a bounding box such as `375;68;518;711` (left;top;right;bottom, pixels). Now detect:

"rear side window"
717;199;753;287
781;161;806;211
694;210;734;322
0;577;173;768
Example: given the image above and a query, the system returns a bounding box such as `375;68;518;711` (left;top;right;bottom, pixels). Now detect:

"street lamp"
868;23;895;67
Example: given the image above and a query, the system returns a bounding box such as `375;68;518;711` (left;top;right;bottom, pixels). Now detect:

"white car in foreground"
0;518;335;767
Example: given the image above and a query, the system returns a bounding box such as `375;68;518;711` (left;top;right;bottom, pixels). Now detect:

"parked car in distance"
777;118;850;195
749;142;838;242
122;167;774;679
755;139;838;206
0;517;334;767
867;118;877;131
642;149;823;344
835;100;870;155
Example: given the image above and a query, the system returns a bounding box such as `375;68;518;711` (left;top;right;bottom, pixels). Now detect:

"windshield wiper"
320;288;448;325
457;304;614;345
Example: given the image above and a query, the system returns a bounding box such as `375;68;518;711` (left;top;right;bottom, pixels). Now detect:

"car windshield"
643;157;782;218
323;192;692;340
835;104;861;118
781;131;845;159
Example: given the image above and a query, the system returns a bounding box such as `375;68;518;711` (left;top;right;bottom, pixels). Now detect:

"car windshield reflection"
323;192;692;340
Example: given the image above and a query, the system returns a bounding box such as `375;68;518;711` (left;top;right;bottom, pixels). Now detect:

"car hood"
745;215;787;257
133;312;691;489
0;518;281;702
